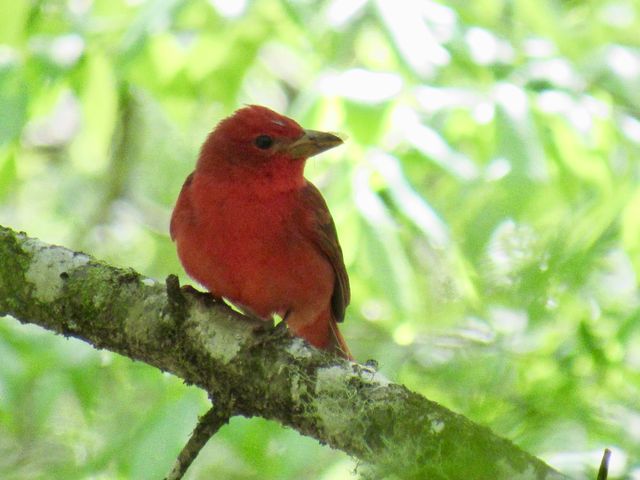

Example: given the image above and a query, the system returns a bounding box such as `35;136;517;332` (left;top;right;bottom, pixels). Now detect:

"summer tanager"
170;105;352;359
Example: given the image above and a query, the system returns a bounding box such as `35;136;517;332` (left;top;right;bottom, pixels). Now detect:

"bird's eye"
254;135;274;150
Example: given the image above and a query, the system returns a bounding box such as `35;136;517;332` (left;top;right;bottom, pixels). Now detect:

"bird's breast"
174;182;333;319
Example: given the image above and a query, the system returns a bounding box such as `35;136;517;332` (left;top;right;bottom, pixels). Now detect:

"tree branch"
0;225;566;479
165;402;232;480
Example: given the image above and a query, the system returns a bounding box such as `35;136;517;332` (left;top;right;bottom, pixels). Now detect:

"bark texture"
0;225;566;480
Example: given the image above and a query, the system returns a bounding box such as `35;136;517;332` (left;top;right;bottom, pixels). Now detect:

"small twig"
164;401;234;480
596;448;611;480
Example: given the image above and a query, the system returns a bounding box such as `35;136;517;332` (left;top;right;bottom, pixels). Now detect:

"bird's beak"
286;129;344;159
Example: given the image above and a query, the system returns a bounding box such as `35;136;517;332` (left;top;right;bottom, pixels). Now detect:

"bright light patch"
484;157;511;181
608;45;640;79
599;2;636;27
360;299;385;321
326;0;367;27
23;91;80;148
376;0;450;76
68;0;92;15
494;83;527;120
528;58;581;89
589;248;639;312
523;37;556;58
393;323;415;346
422;0;457;27
209;0;246;18
403;119;479;181
472;102;495;124
0;45;18;67
415;85;480;113
259;42;307;88
621;115;640;143
319;69;402;103
465;27;512;65
538;92;608;134
51;34;85;67
488;306;528;335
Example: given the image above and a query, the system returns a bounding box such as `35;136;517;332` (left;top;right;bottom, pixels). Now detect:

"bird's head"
196;105;343;183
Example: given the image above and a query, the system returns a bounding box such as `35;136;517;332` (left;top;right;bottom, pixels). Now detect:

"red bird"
170;105;352;359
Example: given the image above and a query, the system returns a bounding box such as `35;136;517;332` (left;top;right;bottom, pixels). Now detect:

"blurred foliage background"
1;0;639;478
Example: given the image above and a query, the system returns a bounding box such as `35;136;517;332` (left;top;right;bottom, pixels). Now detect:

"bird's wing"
298;181;350;322
170;172;195;241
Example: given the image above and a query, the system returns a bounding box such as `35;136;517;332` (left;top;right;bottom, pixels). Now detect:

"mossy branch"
0;224;566;480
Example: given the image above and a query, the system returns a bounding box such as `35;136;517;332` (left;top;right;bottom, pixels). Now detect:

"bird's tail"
328;318;353;360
